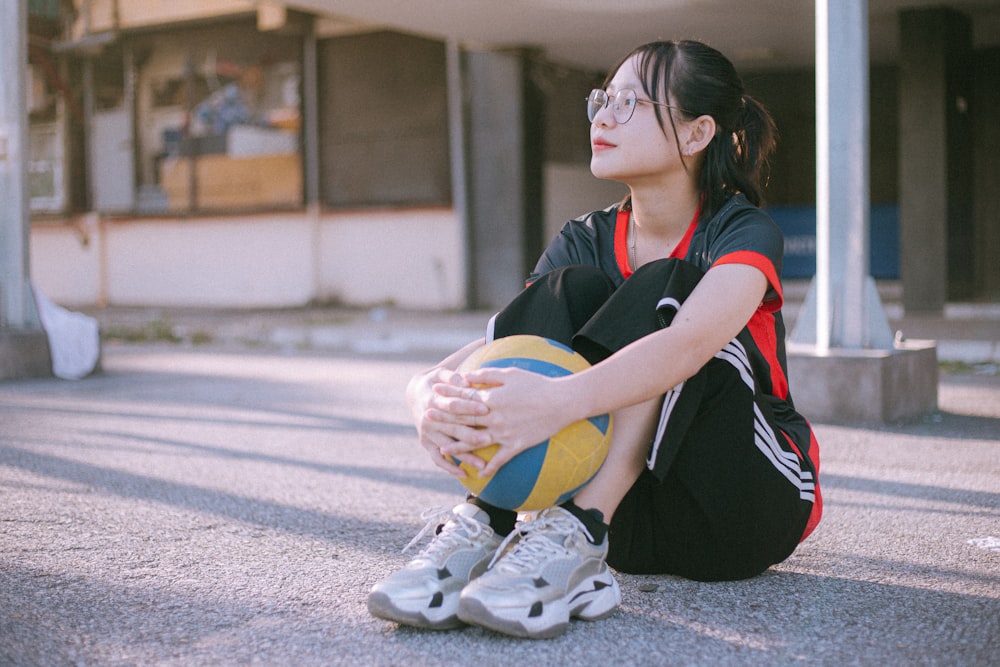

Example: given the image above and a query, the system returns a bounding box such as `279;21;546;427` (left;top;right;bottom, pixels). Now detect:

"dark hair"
605;40;777;218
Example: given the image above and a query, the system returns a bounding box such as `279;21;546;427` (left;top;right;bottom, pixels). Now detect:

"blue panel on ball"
555;482;588;507
587;412;611;434
479;440;549;510
539;338;575;353
480;357;574;378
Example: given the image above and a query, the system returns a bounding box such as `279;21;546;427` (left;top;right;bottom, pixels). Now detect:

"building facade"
25;0;1000;311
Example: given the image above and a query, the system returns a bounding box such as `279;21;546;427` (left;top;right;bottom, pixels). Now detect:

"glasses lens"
587;89;607;123
612;89;637;124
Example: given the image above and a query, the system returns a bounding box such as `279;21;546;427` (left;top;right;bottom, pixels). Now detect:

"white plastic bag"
33;289;100;380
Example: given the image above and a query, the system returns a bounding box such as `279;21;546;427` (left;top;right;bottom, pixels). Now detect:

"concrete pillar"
446;40;473;309
898;8;974;312
0;0;51;379
974;48;1000;300
464;49;543;310
1;0;32;329
301;19;321;208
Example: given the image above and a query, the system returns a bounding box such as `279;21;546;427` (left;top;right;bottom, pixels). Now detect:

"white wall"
31;208;465;310
30;218;103;305
103;214;316;307
318;208;464;309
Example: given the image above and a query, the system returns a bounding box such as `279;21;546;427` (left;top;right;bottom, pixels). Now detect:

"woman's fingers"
419;431;489;477
430;419;493;449
430;382;489;421
477;445;518;478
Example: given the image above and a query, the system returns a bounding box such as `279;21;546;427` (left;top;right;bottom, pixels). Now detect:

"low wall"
29;207;464;310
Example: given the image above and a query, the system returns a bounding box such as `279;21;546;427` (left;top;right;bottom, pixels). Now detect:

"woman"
368;39;822;640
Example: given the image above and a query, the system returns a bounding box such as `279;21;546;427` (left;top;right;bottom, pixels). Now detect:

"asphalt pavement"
1;297;998;666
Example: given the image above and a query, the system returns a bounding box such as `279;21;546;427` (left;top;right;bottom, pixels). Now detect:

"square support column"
898;8;974;311
1;0;51;379
464;49;544;310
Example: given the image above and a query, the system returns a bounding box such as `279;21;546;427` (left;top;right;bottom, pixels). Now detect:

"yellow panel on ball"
454;335;612;511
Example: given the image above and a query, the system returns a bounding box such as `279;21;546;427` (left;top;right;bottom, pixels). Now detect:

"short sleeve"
705;207;785;309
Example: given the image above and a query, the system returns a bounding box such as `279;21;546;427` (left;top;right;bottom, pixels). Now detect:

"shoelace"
402;505;492;556
488;510;581;572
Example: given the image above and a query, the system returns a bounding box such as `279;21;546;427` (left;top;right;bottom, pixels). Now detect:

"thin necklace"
627;212;637;270
629;211;686;269
627;201;701;271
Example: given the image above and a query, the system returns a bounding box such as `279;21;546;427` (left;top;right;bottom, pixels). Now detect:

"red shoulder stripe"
714;249;783;312
614;207;632;279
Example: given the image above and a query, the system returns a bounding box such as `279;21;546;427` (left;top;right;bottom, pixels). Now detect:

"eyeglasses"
586;88;689;124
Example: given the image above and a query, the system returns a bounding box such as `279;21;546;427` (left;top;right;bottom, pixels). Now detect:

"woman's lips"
592;137;616;151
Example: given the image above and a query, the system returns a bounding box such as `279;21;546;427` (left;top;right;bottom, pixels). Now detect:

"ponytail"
700;93;777;216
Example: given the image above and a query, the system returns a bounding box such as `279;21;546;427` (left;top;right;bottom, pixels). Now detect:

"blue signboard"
766;205;899;279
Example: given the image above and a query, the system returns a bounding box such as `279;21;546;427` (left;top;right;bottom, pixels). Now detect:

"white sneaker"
368;503;502;630
458;506;621;639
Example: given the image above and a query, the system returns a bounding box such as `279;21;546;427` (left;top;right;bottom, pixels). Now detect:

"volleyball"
454;335;612;511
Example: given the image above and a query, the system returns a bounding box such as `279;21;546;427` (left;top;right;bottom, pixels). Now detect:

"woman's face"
589;56;687;186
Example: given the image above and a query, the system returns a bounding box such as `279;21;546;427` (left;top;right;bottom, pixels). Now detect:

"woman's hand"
432;366;579;478
409;366;493;477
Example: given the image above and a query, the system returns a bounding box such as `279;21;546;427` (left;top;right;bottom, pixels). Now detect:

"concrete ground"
1;301;998;666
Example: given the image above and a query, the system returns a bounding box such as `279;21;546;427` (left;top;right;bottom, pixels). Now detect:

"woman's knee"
493;266;616;343
539;265;617;303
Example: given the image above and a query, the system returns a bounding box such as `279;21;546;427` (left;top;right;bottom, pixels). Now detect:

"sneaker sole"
367;590;466;631
458;572;621;639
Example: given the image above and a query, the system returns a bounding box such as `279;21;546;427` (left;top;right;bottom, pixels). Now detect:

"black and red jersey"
528;194;821;540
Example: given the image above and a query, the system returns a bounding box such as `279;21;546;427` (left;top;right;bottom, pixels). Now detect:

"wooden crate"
160;153;302;209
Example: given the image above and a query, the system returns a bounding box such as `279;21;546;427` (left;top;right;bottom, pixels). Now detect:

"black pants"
491;262;813;582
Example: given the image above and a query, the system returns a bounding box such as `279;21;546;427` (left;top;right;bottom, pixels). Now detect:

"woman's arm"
440;263;769;476
573;263;768;418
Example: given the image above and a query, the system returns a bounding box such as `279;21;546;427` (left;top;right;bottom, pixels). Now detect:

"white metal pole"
0;0;30;329
815;0;890;350
815;0;832;352
833;0;869;349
